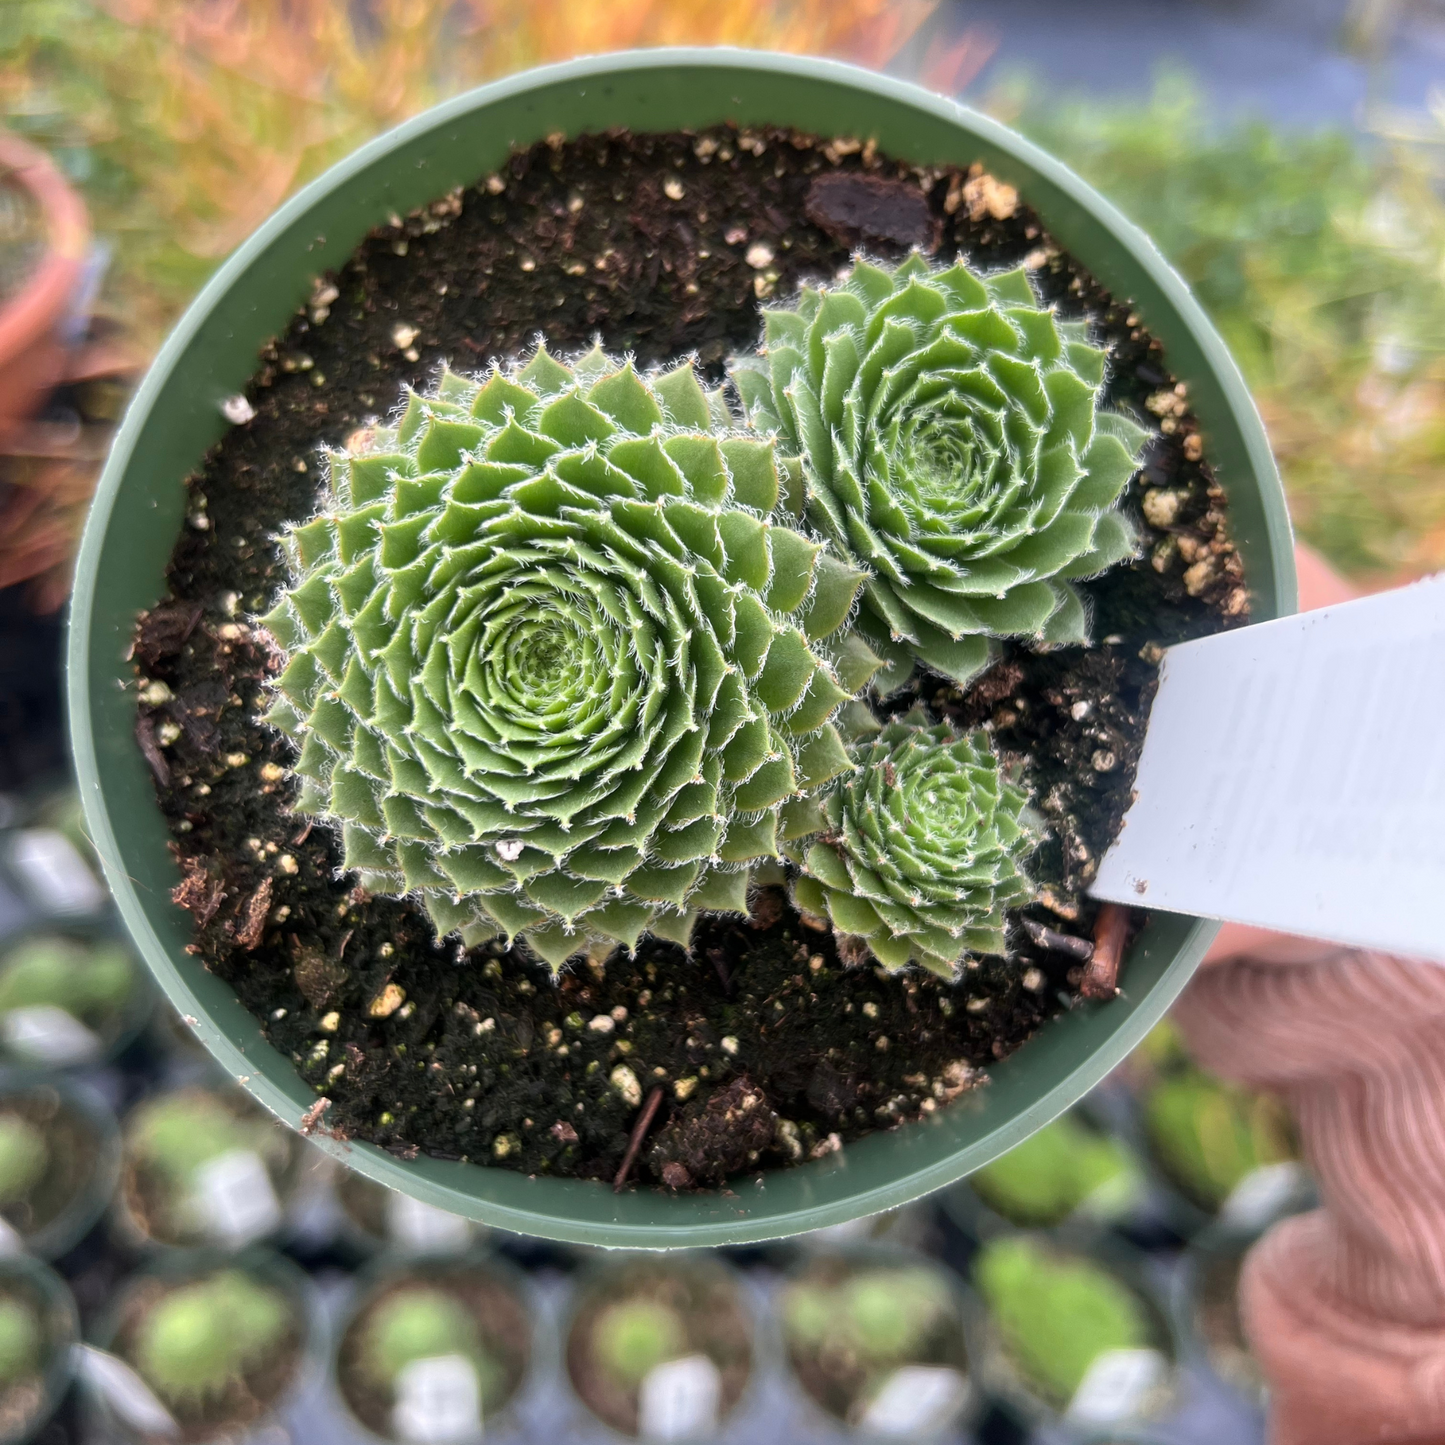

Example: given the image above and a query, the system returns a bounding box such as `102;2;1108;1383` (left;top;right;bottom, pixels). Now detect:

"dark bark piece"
648;1076;777;1187
292;942;347;1009
805;172;941;253
1082;902;1131;1000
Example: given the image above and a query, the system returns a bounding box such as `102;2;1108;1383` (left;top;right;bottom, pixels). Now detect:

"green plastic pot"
67;48;1295;1248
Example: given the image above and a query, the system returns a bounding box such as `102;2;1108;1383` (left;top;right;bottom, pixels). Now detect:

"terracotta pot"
0;132;89;447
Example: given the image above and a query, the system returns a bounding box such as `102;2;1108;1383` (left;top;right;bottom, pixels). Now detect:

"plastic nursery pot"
332;1251;536;1444
941;1105;1149;1241
90;1246;316;1445
0;1071;121;1259
1173;1235;1265;1407
69;48;1297;1247
0;1253;77;1444
970;1232;1181;1439
1138;1064;1311;1242
0;131;89;448
116;1084;300;1250
0;926;151;1069
778;1245;974;1441
335;1169;485;1258
564;1252;754;1441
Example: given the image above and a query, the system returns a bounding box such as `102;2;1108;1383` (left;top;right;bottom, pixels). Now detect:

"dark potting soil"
132;125;1245;1188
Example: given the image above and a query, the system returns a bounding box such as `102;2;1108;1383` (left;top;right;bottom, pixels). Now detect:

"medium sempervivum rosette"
788;712;1034;976
260;344;878;969
731;255;1147;691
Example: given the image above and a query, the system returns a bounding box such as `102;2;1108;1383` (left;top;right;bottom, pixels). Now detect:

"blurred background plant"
997;75;1445;582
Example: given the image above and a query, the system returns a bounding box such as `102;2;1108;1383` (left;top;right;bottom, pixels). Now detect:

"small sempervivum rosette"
731;255;1147;692
260;344;877;969
788;712;1035;977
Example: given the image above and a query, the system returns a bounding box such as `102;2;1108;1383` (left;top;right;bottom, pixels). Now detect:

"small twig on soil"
613;1085;665;1193
707;945;733;994
1021;917;1095;963
1081;903;1130;1000
299;1096;331;1135
135;712;170;787
291;820;313;846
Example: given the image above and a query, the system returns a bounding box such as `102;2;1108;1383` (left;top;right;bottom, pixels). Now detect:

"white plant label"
637;1353;721;1441
859;1364;971;1436
74;1344;181;1437
7;828;107;915
2;1004;101;1064
1219;1160;1309;1231
1065;1347;1168;1425
392;1354;482;1444
192;1148;281;1245
1092;574;1445;961
386;1190;473;1253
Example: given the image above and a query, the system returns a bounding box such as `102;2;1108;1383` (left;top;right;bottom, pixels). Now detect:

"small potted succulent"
94;1249;313;1444
943;1107;1146;1238
0;1254;76;1444
1174;1236;1265;1406
565;1254;753;1440
971;1233;1180;1436
333;1253;533;1443
1139;1051;1308;1239
71;52;1294;1243
334;1169;481;1257
0;930;149;1067
117;1085;299;1249
780;1248;972;1439
0;1073;121;1259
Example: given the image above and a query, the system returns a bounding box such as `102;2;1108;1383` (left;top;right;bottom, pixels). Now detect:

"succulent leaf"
788;714;1034;977
732;256;1144;691
262;345;868;969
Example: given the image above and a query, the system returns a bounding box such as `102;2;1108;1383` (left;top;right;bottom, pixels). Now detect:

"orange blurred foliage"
85;0;939;266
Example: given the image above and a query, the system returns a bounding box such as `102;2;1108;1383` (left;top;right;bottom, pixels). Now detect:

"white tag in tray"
8;829;107;916
75;1344;181;1438
0;1215;25;1256
192;1148;282;1245
386;1190;473;1253
2;1004;102;1064
1219;1160;1309;1231
392;1354;482;1444
1066;1347;1168;1425
860;1364;971;1436
638;1354;721;1441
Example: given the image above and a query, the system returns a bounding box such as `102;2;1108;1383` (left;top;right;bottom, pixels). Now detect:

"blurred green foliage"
997;78;1445;579
5;5;1443;581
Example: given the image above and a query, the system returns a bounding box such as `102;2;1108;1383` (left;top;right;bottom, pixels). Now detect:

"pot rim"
67;47;1296;1248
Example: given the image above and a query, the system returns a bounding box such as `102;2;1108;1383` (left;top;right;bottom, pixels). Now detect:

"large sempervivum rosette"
787;711;1035;977
731;255;1147;692
260;344;878;969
